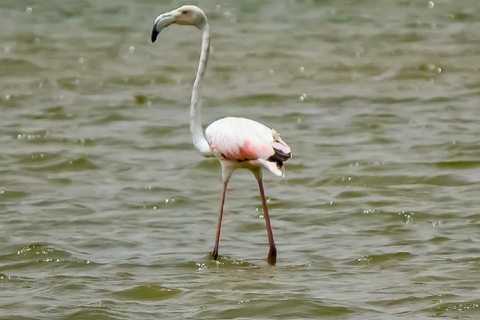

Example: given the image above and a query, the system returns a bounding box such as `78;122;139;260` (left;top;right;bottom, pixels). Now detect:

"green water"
1;0;480;319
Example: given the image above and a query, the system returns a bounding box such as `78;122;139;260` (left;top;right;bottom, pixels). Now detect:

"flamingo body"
205;117;291;177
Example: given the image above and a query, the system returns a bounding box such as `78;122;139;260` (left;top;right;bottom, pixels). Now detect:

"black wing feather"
267;147;292;168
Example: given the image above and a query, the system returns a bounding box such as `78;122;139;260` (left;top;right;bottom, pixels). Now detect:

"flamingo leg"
212;181;228;260
257;179;277;266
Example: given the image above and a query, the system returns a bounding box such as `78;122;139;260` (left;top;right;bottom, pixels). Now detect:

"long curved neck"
190;22;213;157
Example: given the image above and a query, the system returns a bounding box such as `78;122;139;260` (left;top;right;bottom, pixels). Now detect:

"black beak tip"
151;28;159;43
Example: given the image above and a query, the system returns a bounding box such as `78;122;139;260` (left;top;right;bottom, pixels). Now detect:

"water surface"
1;0;480;319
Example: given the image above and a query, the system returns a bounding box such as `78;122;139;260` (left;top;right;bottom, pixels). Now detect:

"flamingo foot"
267;246;277;266
212;249;219;260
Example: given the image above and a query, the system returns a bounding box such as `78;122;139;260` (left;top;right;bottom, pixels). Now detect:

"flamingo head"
151;5;207;43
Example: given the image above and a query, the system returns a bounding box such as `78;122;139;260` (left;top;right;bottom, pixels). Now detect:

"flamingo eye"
182;10;188;15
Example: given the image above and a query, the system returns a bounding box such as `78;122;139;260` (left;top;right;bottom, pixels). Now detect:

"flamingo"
151;5;291;265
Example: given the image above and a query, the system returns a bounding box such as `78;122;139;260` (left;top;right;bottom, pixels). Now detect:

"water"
1;0;480;319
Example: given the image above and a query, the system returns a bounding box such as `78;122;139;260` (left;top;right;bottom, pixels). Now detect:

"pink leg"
212;181;228;260
257;179;277;265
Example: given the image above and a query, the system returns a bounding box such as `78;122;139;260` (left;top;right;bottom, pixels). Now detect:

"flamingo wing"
205;117;291;176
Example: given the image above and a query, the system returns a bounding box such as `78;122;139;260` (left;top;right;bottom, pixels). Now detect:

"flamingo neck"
190;22;213;157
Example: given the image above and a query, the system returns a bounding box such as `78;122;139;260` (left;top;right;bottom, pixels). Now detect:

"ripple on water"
24;157;99;173
0;189;29;200
12;131;98;148
17;152;62;164
0;243;97;272
424;174;473;186
430;300;480;317
311;173;474;188
112;284;182;301
349;252;414;266
22;106;76;121
0;58;43;75
61;308;119;320
199;297;355;319
435;160;480;169
335;189;369;199
181;255;258;270
367;294;455;316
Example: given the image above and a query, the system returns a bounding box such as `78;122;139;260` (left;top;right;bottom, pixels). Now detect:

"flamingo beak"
151;10;182;43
